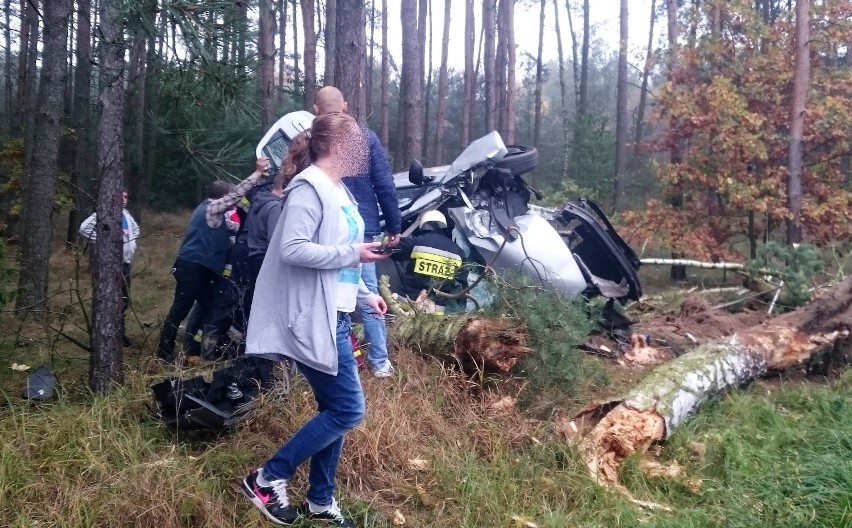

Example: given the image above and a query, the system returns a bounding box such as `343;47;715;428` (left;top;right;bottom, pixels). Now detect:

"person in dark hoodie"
241;171;287;323
157;158;269;364
390;210;467;314
196;172;285;361
314;86;402;378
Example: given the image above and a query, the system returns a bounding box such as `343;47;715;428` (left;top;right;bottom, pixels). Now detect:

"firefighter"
390;210;467;314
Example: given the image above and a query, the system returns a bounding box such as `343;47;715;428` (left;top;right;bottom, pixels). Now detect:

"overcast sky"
380;0;658;72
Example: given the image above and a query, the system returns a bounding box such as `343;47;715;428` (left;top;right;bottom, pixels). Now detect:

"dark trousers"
199;254;263;360
157;259;218;361
242;256;265;326
182;302;207;354
201;244;251;337
122;263;131;317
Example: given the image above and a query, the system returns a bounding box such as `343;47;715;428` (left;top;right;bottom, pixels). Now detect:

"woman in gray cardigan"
240;112;389;527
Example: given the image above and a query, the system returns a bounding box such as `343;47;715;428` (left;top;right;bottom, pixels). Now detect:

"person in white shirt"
79;189;140;347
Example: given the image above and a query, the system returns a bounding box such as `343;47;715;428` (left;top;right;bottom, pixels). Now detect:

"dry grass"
1;208;560;527
1;209;850;527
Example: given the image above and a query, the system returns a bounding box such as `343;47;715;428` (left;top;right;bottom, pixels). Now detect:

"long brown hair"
281;133;311;185
280;112;363;185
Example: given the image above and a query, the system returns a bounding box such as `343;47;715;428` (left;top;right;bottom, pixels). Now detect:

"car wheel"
497;145;538;176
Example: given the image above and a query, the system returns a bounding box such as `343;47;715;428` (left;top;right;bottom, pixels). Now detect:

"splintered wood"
580;407;665;484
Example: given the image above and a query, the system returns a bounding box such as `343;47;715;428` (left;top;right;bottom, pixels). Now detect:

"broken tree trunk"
576;275;852;488
379;276;532;374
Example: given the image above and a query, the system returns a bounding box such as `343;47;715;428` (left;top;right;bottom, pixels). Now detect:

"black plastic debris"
151;356;277;432
23;366;57;401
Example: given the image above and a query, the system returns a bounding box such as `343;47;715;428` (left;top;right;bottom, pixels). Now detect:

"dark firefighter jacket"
390;228;467;306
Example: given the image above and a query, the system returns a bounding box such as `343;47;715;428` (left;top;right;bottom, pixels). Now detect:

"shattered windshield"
262;130;289;171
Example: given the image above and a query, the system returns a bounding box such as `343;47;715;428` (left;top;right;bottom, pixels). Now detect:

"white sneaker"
372;362;395;378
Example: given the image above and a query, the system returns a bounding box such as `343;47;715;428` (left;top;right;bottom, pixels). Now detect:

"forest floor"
0;210;850;528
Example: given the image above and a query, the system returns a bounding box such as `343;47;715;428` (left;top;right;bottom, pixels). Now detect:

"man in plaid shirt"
157;158;269;364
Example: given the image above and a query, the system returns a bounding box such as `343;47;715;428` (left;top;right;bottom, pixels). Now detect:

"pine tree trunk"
366;0;375;119
222;3;231;63
460;0;474;149
380;0;390;145
483;0;496;132
67;0;93;246
434;0;452;165
786;0;809;245
12;0;31;136
259;0;276;130
401;0;423;162
634;0;656;148
20;0;40;194
279;0;287;97
666;0;686;282
612;0;628;211
292;0;300;97
422;0;433;164
504;0;515;144
553;0;570;180
237;0;248;67
160;4;169;58
15;0;72;316
533;0;545;148
142;0;161;212
301;0;317;111
578;0;589;118
394;80;406;169
90;0;126;393
577;275;852;488
3;0;11;136
494;0;506;136
334;0;366;120
472;24;484;136
125;26;147;222
324;0;336;86
565;0;579;108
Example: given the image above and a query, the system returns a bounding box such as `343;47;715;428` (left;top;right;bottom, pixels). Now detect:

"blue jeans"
262;313;366;505
360;261;390;369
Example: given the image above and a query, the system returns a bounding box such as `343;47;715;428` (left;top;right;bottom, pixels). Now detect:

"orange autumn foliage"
622;0;852;259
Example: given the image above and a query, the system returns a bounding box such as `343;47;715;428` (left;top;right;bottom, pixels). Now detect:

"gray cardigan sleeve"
278;184;361;270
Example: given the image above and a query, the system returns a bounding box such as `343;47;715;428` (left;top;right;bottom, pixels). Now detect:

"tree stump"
379;276;531;375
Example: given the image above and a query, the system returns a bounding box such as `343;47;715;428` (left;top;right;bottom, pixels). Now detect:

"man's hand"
357;242;391;262
368;295;388;315
255;157;270;173
387;233;401;247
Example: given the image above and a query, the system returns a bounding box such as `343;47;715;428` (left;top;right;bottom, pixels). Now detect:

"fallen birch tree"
639;258;750;271
575;275;852;489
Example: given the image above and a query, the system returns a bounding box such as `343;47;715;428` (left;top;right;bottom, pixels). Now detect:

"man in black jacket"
390;210;467;314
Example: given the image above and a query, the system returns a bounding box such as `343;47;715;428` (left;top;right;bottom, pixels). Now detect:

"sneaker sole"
297;504;355;528
240;478;299;526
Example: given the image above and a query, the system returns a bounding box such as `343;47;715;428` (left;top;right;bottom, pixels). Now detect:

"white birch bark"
577;323;848;487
